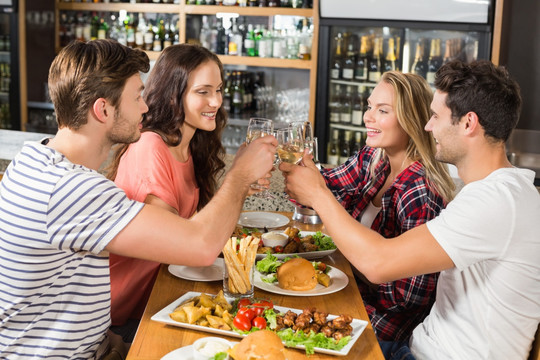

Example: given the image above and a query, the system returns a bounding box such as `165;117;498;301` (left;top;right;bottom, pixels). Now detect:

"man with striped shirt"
0;40;276;359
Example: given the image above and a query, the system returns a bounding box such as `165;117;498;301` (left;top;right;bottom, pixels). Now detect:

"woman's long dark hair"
107;44;227;210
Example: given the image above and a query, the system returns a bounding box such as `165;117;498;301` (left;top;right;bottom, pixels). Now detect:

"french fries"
223;236;259;295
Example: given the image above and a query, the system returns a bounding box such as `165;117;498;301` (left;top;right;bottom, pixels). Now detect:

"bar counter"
126;212;384;360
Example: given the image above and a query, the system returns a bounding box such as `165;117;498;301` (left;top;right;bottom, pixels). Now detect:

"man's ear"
463;111;480;136
92;98;111;124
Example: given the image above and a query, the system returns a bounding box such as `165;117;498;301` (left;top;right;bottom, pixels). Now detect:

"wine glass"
276;125;304;165
246;117;274;199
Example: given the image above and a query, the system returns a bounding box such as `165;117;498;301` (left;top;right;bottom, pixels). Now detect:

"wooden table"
127;212;384;360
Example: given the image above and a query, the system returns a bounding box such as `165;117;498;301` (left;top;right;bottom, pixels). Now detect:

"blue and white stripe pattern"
0;141;143;359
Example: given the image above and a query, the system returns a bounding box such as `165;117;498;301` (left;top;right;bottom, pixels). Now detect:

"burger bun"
277;257;317;291
228;330;286;360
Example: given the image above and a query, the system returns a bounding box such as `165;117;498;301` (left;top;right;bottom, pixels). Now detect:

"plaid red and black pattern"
321;146;446;341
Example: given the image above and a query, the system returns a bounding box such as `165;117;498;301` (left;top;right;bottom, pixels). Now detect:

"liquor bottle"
442;38;453;65
426;38;442;84
126;13;136;48
351;131;364;155
327;129;340;166
342;40;356;80
144;19;154;50
368;37;381;83
248;0;258;5
216;17;227;55
354;36;368;82
297;18;311;60
330;33;344;80
394;36;401;71
340;85;353;125
383;37;397;73
228;18;243;55
199;15;211;49
163;17;173;49
97;15;109;40
90;12;99;40
267;0;278;6
238;0;247;5
222;71;232;112
231;72;245;115
339;130;351;165
351;86;365;127
244;24;256;56
411;40;427;79
134;13;145;48
329;84;341;124
257;26;272;58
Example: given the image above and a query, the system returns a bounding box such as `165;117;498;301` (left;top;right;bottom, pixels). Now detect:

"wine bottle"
342;40;356;80
340;86;353;125
442;38;453;65
354;36;368;82
327;129;340;166
426;38;442;85
411;40;427;79
351;131;364;155
384;37;397;73
339;130;351;164
352;86;365;126
329;84;342;124
330;33;344;80
368;37;381;83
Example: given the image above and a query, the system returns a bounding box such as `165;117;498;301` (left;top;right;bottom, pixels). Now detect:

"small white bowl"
261;231;289;248
192;337;232;360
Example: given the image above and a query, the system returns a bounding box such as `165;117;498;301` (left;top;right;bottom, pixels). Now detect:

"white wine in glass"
276;126;304;164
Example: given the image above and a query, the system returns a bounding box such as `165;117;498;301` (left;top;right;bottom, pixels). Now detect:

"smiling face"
182;60;223;133
363;81;410;154
108;73;148;145
425;90;464;165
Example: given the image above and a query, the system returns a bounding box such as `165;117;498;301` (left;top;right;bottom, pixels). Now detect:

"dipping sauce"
193;337;231;359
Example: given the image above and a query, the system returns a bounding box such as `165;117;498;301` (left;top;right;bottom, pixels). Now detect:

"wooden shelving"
54;0;319;123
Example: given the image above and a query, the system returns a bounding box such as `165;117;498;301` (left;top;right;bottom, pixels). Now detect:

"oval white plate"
255;231;337;260
161;344;194;360
168;258;224;282
237;212;290;229
253;266;349;297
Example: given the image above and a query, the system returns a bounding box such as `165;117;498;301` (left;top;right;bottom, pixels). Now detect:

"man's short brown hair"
48;39;150;130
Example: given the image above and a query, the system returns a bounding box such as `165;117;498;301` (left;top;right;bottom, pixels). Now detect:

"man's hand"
229;135;277;188
279;150;328;208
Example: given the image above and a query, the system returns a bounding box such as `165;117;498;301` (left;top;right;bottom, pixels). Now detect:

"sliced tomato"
237;307;256;321
233;314;252;331
237;298;252;309
252;316;267;330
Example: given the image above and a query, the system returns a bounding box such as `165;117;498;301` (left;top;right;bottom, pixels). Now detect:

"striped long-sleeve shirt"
0;140;143;359
322;146;446;341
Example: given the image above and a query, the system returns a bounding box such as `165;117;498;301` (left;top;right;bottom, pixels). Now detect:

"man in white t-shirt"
0;40;277;358
280;60;540;360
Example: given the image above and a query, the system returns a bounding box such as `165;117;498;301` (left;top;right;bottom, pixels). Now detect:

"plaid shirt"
321;146;446;341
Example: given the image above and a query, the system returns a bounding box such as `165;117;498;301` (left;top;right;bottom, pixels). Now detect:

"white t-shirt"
411;167;540;360
0;141;144;358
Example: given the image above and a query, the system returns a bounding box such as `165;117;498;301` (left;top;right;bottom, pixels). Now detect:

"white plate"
151;291;368;357
253;266;349;297
168;258;224;282
237;212;290;229
161;339;237;360
255;231;337;260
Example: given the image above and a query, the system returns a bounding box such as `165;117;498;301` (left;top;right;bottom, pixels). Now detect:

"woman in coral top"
106;44;227;342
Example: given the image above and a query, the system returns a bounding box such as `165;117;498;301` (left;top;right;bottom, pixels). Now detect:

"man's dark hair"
434;60;522;142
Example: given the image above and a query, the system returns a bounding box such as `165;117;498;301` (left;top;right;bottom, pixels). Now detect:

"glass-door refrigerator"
315;0;494;165
0;0;20;130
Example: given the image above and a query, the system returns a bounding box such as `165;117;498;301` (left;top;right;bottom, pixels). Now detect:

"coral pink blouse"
110;131;199;326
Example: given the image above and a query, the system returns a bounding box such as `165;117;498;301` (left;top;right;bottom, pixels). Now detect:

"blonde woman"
318;71;455;341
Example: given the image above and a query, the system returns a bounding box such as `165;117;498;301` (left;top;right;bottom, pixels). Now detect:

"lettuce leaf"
311;231;337;250
276;328;350;355
255;253;282;274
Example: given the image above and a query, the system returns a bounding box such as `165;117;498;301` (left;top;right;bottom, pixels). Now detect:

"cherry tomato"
274;245;284;253
293;236;301;243
251;304;265;316
237;307;256;321
317;262;327;272
252;316;267;330
237;298;252;309
259;300;273;309
233;314;252;331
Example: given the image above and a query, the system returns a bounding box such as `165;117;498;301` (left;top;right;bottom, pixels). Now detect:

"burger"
277;257;317;291
228;330;286;360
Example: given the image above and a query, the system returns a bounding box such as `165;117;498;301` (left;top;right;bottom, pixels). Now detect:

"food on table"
192;337;232;359
222;236;259;295
277;258;318;291
275;309;354;342
169;291;234;330
228;330;286;360
261;231;288;248
256;253;332;288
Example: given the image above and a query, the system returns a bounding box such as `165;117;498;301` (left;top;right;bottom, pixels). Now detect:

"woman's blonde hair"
369;71;455;202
